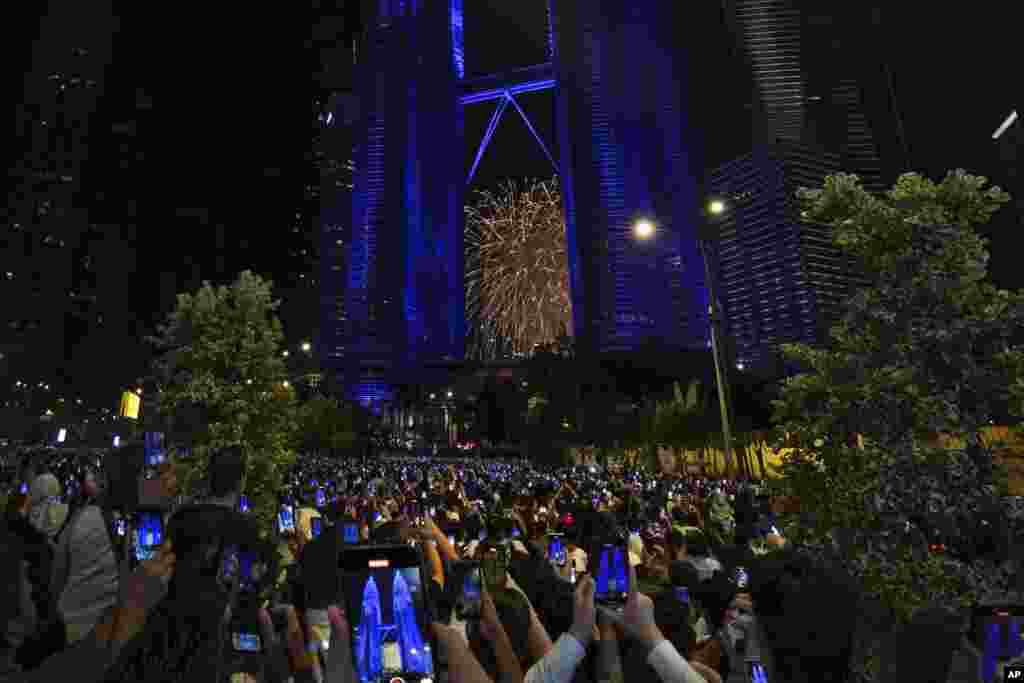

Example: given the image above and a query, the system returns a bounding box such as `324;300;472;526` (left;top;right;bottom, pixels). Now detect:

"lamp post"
697;201;739;478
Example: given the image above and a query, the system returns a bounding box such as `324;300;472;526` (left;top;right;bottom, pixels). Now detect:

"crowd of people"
0;443;1010;682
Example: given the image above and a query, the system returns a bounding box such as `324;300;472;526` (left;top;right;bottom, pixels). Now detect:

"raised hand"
257;605;355;683
569;574;596;646
620;560;665;652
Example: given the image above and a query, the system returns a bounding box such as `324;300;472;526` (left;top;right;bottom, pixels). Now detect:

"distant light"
282;381;290;388
633;219;655;239
446;391;454;398
737;361;745;370
429;393;436;400
708;200;726;215
301;342;312;352
113;435;120;447
246;379;253;385
282;350;290;357
993;110;1018;139
57;428;67;443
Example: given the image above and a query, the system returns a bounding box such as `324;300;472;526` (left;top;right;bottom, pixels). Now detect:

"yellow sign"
119;391;140;420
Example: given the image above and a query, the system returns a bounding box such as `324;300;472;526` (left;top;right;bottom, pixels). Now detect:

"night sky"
4;1;1020;404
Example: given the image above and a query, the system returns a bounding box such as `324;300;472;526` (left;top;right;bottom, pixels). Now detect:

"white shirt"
525;633;587;683
647;639;709;683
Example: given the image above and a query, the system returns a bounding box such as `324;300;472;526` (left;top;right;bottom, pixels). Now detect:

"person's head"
684;529;709;558
209;446;246;499
669;559;700;590
749;548;859;683
653;588;694;656
27;473;69;540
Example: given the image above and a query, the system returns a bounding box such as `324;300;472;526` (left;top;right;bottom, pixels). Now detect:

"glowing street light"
301;341;312;352
708;199;726;215
282;350;290;358
282;380;290;388
633;219;655;240
446;390;454;399
429;393;436;400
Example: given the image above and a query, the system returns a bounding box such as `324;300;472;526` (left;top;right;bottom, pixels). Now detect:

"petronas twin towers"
335;1;711;407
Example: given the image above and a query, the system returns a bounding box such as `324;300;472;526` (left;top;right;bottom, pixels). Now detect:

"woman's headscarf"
27;473;70;541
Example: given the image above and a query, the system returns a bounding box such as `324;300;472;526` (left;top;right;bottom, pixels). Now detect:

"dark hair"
749;548;859;683
209;446;245;499
104;443;145;510
653;588;695;656
684;529;709;557
669;560;700;589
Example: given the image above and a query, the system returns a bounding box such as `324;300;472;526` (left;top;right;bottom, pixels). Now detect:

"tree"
295;395;358;457
148;271;299;535
771;171;1022;624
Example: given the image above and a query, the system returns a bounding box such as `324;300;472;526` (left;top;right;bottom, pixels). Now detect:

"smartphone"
311;517;322;539
675;586;690;606
219;545;260;593
278;505;295;534
512;527;521;538
547;534;567;567
748;661;768;683
19;482;28;495
971;605;1024;683
735;567;749;589
134;511;163;562
455;561;483;620
594;544;629;605
114;518;127;537
342;522;360;545
232;632;263;653
447;534;456;547
339;545;438;683
239;495;249;513
316;488;326;508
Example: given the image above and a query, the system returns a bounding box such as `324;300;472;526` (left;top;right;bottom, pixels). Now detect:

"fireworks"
465;178;571;360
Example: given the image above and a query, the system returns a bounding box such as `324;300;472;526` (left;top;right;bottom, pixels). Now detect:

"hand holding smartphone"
134;511;164;562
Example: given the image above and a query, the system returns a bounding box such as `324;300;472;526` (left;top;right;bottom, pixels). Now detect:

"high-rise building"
707;142;867;374
550;0;709;357
708;1;904;373
3;3;119;400
722;0;907;191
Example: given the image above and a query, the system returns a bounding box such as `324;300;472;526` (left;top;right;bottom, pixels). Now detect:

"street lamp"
446;390;454;399
633;219;655;240
282;350;290;358
697;202;738;477
301;342;312;353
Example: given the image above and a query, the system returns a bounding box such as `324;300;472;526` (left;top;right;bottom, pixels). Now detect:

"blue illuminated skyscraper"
343;0;465;409
340;0;713;405
549;0;709;356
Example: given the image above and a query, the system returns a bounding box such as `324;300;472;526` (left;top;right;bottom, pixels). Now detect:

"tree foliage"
147;271;298;535
770;170;1022;622
294;395;358;456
